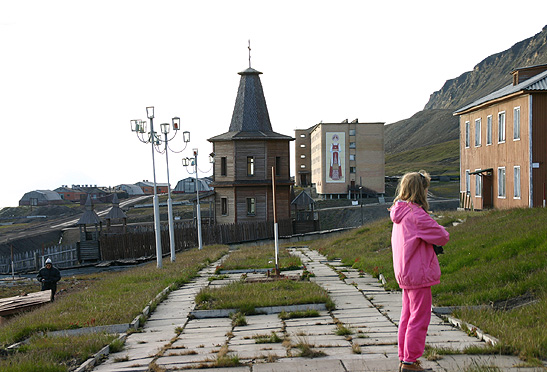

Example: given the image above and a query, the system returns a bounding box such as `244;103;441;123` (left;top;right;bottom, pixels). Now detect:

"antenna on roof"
248;39;252;68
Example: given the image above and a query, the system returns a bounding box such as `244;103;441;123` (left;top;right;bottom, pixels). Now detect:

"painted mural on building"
326;132;345;183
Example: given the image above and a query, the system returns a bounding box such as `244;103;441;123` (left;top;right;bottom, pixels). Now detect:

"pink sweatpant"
398;287;432;363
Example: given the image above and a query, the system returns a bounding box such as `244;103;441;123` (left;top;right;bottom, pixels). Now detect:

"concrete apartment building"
295;119;385;198
454;63;547;209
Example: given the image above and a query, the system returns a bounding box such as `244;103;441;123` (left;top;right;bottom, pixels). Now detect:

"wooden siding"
213;142;235;182
532;93;547;207
459;94;530;209
214;187;236;224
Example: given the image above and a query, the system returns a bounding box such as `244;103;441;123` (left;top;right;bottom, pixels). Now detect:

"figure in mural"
329;134;342;180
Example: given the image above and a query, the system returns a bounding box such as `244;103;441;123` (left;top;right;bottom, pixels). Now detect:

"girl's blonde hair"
393;170;431;211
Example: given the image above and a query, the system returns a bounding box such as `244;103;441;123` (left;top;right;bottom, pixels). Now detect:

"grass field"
0;245;228;371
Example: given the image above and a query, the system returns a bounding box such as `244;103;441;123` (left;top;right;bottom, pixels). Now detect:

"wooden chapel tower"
208;66;294;224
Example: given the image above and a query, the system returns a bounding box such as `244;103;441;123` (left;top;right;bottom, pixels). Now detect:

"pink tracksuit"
390;201;450;363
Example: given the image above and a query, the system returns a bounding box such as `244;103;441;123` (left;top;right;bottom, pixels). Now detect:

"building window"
349;129;356;136
350;167;356;173
300;144;306;148
349;154;355;161
514;107;520;140
514;166;521;199
275;157;281;176
486;115;492;145
221;157;227;176
247;198;256;215
475;118;481;147
247;156;254;176
498;167;506;198
475;171;482;197
465;121;470;148
465;170;470;193
300;134;306;138
349;142;356;149
221;197;228;215
300;164;306;168
300;154;306;159
498;112;506;143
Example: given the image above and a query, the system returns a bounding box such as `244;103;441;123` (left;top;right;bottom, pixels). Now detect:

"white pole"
272;167;279;274
150;117;163;269
195;150;203;250
165;133;176;262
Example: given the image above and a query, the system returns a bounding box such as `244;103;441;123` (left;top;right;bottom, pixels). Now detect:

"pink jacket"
390;201;450;289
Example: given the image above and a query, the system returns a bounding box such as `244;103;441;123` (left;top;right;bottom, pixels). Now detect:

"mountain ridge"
385;25;547;175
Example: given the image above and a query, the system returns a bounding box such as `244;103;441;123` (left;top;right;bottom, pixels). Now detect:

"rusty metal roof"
454;69;547;114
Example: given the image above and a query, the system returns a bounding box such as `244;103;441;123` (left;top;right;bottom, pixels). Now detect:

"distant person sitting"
37;258;61;302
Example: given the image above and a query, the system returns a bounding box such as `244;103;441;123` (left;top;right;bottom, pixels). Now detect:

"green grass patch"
278;309;320;320
195;280;334;313
0;245;228;370
0;333;117;372
217;245;302;272
253;332;282;344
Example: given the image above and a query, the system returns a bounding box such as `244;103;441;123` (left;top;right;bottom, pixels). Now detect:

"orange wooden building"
455;64;547;209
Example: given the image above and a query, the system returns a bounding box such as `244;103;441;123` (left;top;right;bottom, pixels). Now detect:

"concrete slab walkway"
92;247;544;372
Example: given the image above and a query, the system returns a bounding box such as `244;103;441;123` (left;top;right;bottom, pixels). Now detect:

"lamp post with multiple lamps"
182;148;204;250
131;107;189;267
159;119;190;262
130;107;162;268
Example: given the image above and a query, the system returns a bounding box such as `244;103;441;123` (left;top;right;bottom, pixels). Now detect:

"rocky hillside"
425;25;547;111
384;109;458;154
386;25;547;158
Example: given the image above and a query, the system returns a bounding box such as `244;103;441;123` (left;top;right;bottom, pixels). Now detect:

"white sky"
1;0;546;209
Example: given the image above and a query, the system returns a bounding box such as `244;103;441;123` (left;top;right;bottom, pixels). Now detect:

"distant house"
135;181;169;195
117;184;144;196
19;190;64;206
54;186;86;202
454;63;547;209
173;177;212;194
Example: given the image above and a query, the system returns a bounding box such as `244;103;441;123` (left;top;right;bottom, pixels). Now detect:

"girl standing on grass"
390;171;449;372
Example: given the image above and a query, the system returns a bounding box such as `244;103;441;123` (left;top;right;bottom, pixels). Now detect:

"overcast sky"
1;0;546;209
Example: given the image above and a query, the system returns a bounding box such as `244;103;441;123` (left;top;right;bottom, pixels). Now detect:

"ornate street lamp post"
131;107;189;266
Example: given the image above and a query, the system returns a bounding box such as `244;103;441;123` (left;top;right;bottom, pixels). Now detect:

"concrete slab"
435;354;545;371
253;358;347;372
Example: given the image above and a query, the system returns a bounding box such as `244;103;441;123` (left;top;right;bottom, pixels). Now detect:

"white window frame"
465;170;470;193
498;111;506;143
247;197;256;215
513;107;520;140
514;166;521;199
465;121;470;148
475;118;481;147
498;167;506;198
475;170;482;197
486;115;492;145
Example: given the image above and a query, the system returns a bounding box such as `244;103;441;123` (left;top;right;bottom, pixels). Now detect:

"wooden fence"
0;244;79;274
100;219;293;261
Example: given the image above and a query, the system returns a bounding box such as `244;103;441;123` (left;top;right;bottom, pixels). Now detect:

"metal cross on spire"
248;39;251;68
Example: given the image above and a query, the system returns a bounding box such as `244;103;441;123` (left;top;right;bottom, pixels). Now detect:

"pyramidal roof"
209;67;293;141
